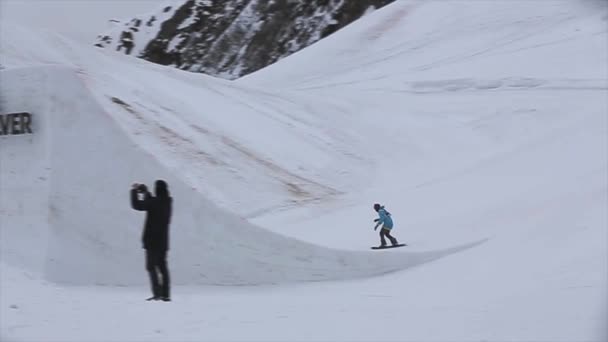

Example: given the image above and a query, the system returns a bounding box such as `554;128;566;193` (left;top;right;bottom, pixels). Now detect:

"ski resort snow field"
1;0;606;341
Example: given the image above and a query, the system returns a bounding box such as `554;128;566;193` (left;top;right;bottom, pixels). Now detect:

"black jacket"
131;189;172;251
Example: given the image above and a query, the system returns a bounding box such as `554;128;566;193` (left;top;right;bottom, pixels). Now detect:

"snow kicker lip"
0;66;487;286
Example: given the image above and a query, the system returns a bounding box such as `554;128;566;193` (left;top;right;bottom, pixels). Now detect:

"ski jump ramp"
0;66;480;286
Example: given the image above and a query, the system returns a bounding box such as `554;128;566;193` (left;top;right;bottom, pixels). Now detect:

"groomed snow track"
0;66;481;286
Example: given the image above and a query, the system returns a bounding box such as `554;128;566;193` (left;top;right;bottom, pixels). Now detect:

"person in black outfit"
130;180;172;302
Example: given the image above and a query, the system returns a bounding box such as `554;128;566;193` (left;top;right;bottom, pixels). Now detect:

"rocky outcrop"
95;0;395;79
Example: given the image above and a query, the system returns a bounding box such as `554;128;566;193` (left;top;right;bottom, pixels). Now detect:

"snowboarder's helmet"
373;203;381;211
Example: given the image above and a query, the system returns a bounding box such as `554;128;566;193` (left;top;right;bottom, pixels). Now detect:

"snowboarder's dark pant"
146;249;170;298
380;228;398;246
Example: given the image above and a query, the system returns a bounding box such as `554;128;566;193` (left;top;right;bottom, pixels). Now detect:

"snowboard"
371;243;406;250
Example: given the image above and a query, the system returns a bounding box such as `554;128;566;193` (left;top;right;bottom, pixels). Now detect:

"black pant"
380;228;398;246
146;249;170;298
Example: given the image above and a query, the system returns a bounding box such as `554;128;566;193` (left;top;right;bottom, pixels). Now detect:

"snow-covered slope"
1;0;606;341
244;0;607;85
1;64;478;286
2;24;378;218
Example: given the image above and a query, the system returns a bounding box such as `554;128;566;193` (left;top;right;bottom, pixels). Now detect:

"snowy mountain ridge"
94;0;394;79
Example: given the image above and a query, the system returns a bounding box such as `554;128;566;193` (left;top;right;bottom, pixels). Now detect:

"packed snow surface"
1;0;606;341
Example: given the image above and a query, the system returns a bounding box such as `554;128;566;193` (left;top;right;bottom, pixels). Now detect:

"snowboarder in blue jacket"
373;203;399;247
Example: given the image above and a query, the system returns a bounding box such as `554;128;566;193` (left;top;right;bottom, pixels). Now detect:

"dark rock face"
95;0;395;79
